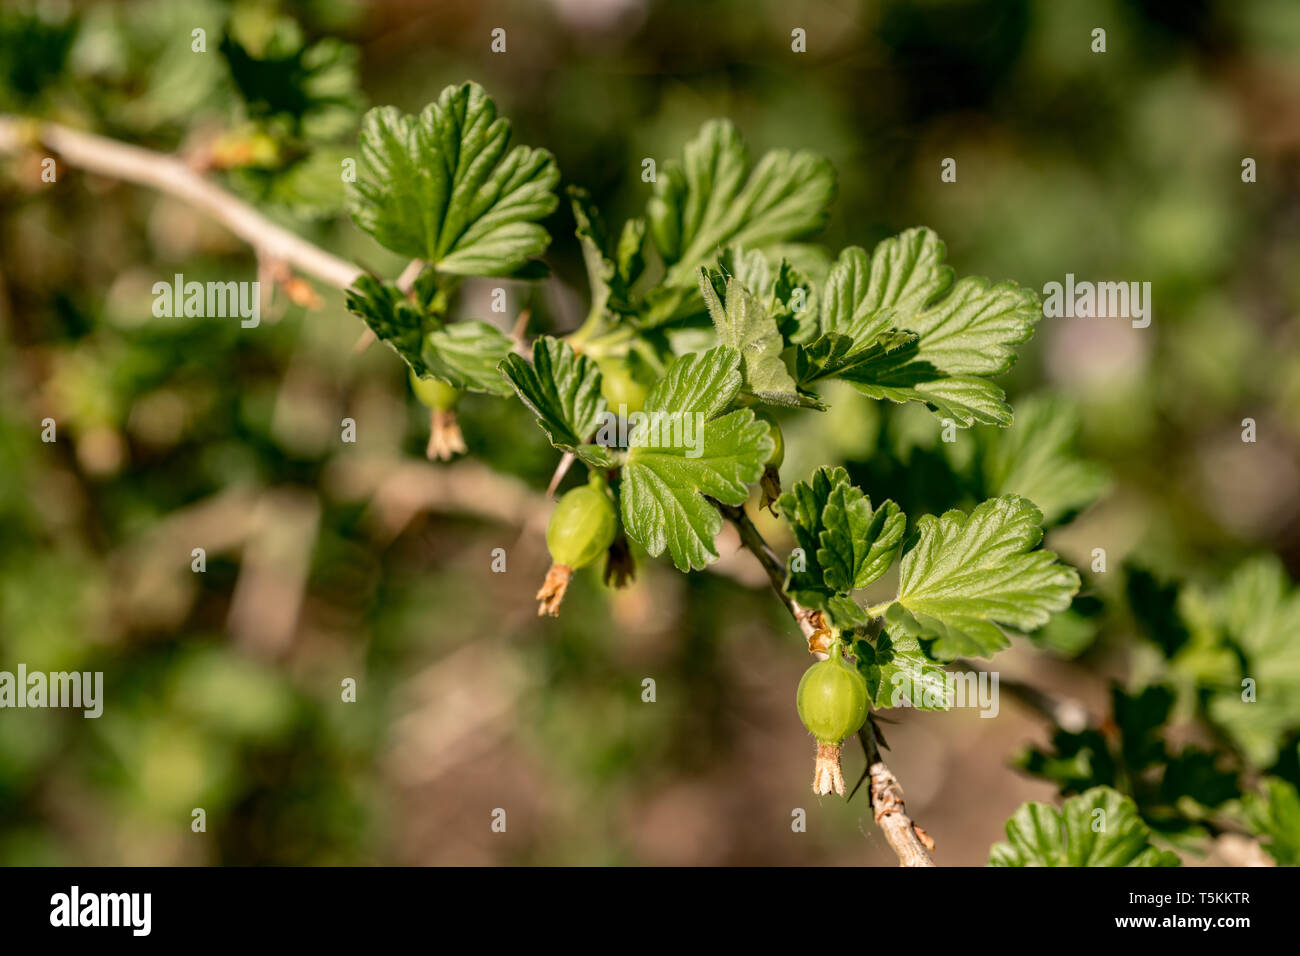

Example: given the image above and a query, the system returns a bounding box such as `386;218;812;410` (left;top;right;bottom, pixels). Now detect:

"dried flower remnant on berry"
427;409;466;460
536;563;574;617
813;741;848;796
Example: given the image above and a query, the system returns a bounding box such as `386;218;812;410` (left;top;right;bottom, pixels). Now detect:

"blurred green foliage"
2;0;1299;864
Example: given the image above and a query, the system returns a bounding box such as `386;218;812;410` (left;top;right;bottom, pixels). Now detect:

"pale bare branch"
0;115;362;289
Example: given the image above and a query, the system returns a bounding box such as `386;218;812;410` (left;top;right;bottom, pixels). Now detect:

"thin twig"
0;114;433;365
545;451;576;499
1;115;361;289
717;502;831;656
859;723;936;867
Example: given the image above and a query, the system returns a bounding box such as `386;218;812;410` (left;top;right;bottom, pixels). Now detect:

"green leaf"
1201;557;1300;767
842;356;1015;426
570;186;643;322
499;337;612;467
348;82;559;275
346;269;511;396
855;633;950;711
977;395;1110;525
819;234;953;343
818;481;905;593
0;7;78;110
885;495;1080;660
796;329;918;387
638;343;741;419
220;21;362;140
344;274;437;379
1017;728;1117;796
619;348;772;571
422;321;514;397
648;120;835;290
814;229;1041;426
856;246;1038;378
776;467;904;625
1018;683;1239;823
572;187;617;319
989;787;1181;867
699;269;808;407
1126;565;1191;659
909;279;1037;373
778;466;842;612
1244;778;1300;866
716;247;819;342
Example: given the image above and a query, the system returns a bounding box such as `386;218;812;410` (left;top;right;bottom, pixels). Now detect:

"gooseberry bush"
338;81;1104;861
332;82;1300;866
6;3;1299;865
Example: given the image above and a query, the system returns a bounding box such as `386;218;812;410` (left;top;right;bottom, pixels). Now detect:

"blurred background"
1;0;1299;865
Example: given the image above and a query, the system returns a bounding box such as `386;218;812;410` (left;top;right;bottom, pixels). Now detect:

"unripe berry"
596;356;650;417
547;484;617;570
796;650;869;796
537;480;618;616
797;653;869;743
408;369;461;411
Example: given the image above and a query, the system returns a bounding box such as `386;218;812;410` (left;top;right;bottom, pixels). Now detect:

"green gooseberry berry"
408;369;461;411
596;356;650;417
796;650;869;745
546;481;618;570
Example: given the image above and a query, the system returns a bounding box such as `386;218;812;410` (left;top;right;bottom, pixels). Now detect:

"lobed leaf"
499;337;612;467
422;321;514;397
570;186;644;322
855;633;950;711
989;787;1181;867
777;466;904;626
807;229;1041;425
348;82;559;275
647;120;835;292
716;247;819;343
796;328;917;388
344;274;436;379
699;269;808;408
885;495;1080;660
1202;557;1300;767
819;233;952;343
641;343;742;419
818;482;905;593
977;394;1110;525
619;348;772;571
1244;778;1300;867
